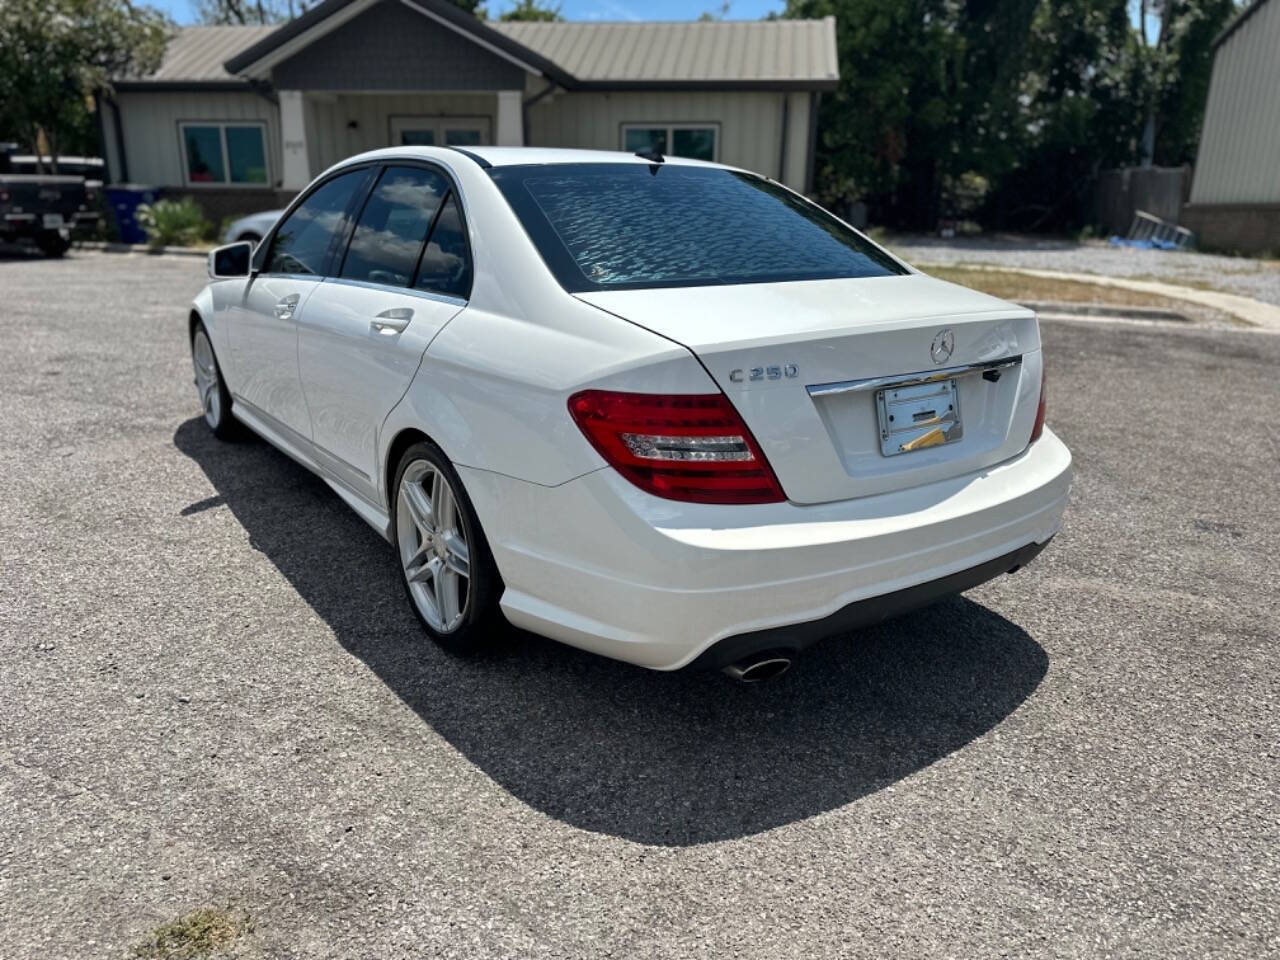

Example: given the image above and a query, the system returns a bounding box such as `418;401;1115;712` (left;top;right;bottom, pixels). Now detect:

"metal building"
1183;0;1280;252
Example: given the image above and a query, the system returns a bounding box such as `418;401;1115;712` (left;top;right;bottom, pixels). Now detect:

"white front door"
390;116;491;148
231;274;321;437
228;166;373;439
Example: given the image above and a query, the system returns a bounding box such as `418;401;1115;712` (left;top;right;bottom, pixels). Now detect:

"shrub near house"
136;198;212;248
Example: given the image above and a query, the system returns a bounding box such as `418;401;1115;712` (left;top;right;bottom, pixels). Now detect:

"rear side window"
414;193;471;299
264;168;369;276
341;166;449;287
490;163;905;292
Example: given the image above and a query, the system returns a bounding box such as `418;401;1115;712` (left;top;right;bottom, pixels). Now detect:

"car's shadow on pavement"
175;417;1048;846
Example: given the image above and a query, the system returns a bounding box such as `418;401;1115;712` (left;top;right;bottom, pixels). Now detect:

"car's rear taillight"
568;390;785;504
1029;365;1047;444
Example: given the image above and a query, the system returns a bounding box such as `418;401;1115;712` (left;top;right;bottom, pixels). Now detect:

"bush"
135;197;212;248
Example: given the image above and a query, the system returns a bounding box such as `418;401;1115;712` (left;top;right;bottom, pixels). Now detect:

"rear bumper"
459;427;1072;671
688;538;1048;670
1;211;98;235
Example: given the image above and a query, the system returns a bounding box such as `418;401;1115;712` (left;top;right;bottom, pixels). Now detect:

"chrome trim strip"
322;275;467;307
256;272;322;282
806;356;1023;398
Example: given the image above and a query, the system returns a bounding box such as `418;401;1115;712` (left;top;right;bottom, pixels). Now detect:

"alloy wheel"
396;460;471;633
192;330;221;429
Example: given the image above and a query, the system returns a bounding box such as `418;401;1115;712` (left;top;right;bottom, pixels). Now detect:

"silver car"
222;208;284;245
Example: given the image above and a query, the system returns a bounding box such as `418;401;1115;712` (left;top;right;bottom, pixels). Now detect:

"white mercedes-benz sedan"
190;146;1071;681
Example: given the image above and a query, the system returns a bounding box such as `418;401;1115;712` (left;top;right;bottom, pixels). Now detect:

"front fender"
190;280;242;393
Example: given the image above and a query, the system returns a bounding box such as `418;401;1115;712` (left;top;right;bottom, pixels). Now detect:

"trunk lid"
578;273;1042;504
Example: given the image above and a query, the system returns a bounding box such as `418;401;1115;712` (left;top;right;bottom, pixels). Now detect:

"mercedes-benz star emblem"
930;329;955;364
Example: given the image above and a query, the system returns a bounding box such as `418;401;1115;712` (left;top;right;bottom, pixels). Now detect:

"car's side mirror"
208;241;253;279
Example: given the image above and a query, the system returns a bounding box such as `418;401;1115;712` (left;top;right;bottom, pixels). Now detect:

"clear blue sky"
151;0;787;24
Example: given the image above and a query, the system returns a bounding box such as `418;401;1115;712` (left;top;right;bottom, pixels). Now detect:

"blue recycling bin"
105;184;158;244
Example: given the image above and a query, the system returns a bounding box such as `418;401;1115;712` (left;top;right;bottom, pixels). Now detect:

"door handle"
274;293;300;320
371;307;413;335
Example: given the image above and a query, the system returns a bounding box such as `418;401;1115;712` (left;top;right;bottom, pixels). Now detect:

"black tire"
36;231;71;257
190;321;240;441
238;232;261;246
391;440;503;655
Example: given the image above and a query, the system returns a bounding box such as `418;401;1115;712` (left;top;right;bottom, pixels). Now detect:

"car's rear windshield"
489;163;906;292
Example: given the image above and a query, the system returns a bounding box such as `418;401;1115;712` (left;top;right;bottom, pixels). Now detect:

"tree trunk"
32;128;46;176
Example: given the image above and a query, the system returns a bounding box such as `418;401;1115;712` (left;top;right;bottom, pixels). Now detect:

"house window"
622;124;718;162
179;123;269;186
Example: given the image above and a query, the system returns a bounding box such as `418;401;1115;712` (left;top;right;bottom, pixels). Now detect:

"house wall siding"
114;89;282;194
528;90;799;188
1190;0;1280;204
271;1;526;92
113;86;817;201
304;92;497;172
100;98;125;183
781;91;811;192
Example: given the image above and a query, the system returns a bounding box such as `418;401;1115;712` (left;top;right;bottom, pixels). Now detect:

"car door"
227;166;372;440
297;163;473;503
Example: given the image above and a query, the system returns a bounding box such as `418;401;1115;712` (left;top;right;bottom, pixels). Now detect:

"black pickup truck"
0;146;102;257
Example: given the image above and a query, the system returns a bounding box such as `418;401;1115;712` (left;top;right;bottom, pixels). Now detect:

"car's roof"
460;147;726;169
338;145;732;171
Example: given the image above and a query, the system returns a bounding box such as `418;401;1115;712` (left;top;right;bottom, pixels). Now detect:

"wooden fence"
1093;166;1192;235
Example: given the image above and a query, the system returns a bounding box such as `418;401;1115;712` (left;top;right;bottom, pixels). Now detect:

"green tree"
992;0;1234;230
497;0;563;20
0;0;170;172
985;0;1141;229
1145;0;1237;166
194;0;296;24
784;0;1236;231
783;0;978;228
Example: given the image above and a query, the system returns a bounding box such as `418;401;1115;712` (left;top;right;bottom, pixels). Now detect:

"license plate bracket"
42;213;65;229
875;377;963;456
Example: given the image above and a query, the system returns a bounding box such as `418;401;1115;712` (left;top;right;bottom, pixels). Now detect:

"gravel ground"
887;234;1280;306
2;251;1278;959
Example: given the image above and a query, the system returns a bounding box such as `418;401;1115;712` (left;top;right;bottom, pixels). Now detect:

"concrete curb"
1015;300;1192;323
74;240;210;258
921;262;1280;332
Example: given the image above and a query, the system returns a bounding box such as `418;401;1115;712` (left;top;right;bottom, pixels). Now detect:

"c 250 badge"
729;364;798;383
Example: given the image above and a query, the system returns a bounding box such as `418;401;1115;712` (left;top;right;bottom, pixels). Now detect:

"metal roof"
128;25;276;84
491;18;839;88
124;8;838;90
1213;0;1275;48
222;0;577;84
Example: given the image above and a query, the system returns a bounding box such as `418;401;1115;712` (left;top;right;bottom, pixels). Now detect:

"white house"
101;0;839;220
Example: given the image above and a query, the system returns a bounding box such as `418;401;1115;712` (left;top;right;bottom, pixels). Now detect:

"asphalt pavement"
1;251;1276;959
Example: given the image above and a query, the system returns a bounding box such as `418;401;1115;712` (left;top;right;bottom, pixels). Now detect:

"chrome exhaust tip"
722;654;793;683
